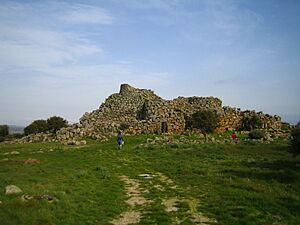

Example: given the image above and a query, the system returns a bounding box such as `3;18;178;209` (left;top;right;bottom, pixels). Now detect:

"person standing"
117;131;123;150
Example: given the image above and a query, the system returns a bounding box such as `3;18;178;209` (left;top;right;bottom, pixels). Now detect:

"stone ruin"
11;84;284;144
58;84;282;142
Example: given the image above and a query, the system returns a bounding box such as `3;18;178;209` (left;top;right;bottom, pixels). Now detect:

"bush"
186;110;219;134
4;133;25;141
0;137;5;142
291;127;300;155
24;120;49;135
24;116;68;136
47;116;67;133
241;114;262;131
0;125;9;137
11;133;25;139
249;130;265;139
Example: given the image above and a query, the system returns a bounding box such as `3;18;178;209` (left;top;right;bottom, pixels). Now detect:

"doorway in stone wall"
161;122;168;133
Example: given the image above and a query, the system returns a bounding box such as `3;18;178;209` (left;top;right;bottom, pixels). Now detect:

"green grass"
0;135;299;225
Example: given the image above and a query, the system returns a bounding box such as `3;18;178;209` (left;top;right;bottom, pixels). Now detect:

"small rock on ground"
138;174;156;179
5;185;22;195
10;151;20;155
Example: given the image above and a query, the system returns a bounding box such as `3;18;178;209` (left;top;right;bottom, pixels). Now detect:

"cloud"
117;0;264;48
0;26;103;70
61;4;114;25
0;2;107;74
0;0;173;96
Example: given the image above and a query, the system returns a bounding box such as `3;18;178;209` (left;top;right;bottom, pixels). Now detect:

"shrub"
0;125;9;137
24;120;49;135
186;110;219;134
24;116;68;136
291;127;300;155
47;116;67;133
241;114;263;131
4;133;25;141
0;137;5;142
249;130;265;139
11;133;25;139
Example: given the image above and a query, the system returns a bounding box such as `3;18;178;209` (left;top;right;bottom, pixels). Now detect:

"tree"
291;126;300;155
24;116;68;136
24;120;49;135
47;116;67;133
0;125;9;137
241;114;262;131
186;110;219;134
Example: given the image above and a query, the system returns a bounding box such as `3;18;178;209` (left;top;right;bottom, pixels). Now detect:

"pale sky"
0;0;299;126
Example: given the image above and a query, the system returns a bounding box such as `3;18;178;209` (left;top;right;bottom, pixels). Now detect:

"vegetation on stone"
185;110;219;133
241;114;263;131
249;130;265;139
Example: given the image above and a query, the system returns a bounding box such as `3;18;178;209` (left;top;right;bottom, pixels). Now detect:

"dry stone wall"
79;84;186;135
76;84;282;139
216;107;282;132
171;96;223;116
9;84;284;144
9;133;56;144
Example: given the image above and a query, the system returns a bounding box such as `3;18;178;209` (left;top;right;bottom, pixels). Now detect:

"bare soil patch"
162;198;179;212
111;211;141;225
111;175;152;225
24;158;40;164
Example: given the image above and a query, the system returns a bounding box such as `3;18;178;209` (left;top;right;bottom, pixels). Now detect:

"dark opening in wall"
137;102;148;120
161;122;168;133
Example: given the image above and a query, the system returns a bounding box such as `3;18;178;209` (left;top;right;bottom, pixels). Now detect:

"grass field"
0;134;299;225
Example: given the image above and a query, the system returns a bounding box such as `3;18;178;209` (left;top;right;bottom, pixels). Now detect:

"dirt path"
111;172;217;224
111;176;152;225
